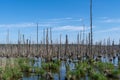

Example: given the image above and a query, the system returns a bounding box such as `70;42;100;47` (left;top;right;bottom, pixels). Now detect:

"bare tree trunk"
59;34;62;60
37;23;39;55
46;28;49;56
50;27;53;57
43;29;45;56
90;0;93;57
22;34;25;56
65;35;68;58
18;30;20;57
26;39;29;57
88;33;91;57
29;39;31;57
112;40;114;55
107;37;111;56
85;35;88;57
77;33;79;57
82;25;85;56
6;29;9;57
80;31;82;56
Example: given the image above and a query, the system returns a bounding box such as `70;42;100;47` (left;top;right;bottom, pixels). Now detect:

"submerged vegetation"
0;57;120;80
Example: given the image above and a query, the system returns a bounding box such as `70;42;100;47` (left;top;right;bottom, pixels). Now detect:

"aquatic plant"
96;62;114;73
91;72;107;80
1;60;23;80
30;58;35;66
2;72;12;80
66;63;70;71
17;58;32;72
21;64;32;72
34;67;45;76
106;69;120;79
66;70;76;79
49;62;59;70
41;62;49;71
52;59;61;66
12;68;23;78
118;62;120;69
76;61;88;74
41;60;60;73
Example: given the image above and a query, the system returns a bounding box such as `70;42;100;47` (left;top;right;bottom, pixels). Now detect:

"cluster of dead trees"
0;28;119;62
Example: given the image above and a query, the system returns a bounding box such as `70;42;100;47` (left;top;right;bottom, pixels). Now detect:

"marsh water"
22;54;120;80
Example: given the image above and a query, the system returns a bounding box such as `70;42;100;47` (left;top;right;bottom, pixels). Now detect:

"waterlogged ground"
22;55;120;80
22;58;70;80
0;54;120;80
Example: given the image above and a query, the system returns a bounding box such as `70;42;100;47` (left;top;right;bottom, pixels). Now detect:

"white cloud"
49;17;73;21
0;23;50;28
45;17;83;23
99;17;108;19
53;25;89;31
101;18;120;23
0;17;83;28
70;18;83;22
95;27;120;33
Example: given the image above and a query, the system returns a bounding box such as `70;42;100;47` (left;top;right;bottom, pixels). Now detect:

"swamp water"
22;55;120;80
0;55;120;80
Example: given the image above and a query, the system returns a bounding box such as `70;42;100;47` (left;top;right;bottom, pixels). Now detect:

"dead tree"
46;28;49;55
65;34;68;58
90;0;93;57
88;33;91;57
103;39;106;55
37;23;39;55
26;39;29;57
85;34;88;57
6;29;9;57
18;30;21;57
112;40;114;55
50;27;53;56
77;33;79;57
22;34;25;56
80;31;82;56
43;29;45;55
107;37;111;56
59;34;62;60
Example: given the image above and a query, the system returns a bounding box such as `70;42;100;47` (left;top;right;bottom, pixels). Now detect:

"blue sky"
0;0;120;44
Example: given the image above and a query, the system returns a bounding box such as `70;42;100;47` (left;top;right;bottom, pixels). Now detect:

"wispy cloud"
49;17;73;21
104;19;120;23
53;25;89;31
99;17;108;19
0;23;50;28
42;17;83;23
95;27;120;33
0;17;84;28
100;18;120;23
